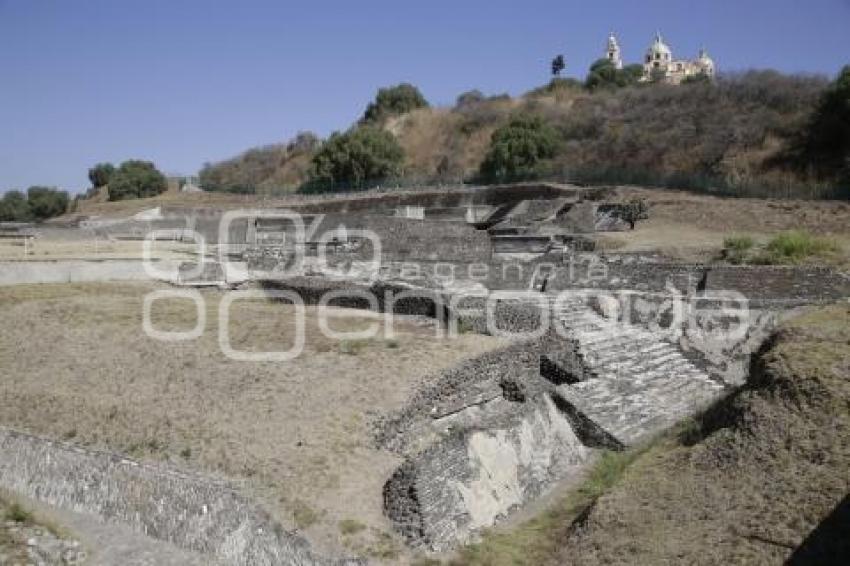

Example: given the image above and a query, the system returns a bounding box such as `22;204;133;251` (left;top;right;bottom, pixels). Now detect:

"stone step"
593;348;682;374
581;339;673;363
555;374;724;446
577;329;650;348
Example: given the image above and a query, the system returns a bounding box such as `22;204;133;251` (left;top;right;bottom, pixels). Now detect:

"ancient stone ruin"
0;183;847;563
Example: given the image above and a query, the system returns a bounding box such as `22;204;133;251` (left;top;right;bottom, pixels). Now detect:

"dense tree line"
0;187;69;222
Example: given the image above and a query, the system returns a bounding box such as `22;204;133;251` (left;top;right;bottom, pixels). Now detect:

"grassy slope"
448;303;850;565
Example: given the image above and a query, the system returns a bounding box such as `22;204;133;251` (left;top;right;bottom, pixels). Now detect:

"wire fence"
200;168;849;201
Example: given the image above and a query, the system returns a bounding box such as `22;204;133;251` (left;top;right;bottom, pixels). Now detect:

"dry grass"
596;187;850;265
550;303;850;565
0;282;505;561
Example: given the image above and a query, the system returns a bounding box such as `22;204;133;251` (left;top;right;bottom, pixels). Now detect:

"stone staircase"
550;296;725;447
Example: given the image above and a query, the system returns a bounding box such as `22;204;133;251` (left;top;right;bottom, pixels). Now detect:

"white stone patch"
454;396;586;531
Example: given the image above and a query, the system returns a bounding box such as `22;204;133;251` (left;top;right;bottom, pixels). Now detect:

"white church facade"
605;32;715;84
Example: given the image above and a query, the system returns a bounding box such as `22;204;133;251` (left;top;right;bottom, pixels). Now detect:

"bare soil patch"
598;187;850;263
0;282;505;562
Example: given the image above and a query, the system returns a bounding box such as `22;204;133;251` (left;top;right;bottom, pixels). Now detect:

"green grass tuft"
339;518;367;535
765;230;839;261
723;235;754;252
4;502;33;524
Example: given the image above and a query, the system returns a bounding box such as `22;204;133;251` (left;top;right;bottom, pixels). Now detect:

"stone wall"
383;394;587;551
704;265;850;307
0;260;181;286
0;428;351;566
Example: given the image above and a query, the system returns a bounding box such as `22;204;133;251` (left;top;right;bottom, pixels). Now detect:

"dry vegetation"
594;186;850;264
189;71;840;199
197;133;319;195
0;282;505;561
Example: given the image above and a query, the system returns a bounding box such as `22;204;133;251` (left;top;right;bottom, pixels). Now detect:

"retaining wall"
0;260;180;286
0;428;347;566
383;394;587;551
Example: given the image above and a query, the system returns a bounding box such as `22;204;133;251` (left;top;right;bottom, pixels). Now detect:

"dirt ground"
599;187;850;263
0;282;505;562
555;303;850;565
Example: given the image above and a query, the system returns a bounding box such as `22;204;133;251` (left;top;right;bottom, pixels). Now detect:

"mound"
559;304;850;565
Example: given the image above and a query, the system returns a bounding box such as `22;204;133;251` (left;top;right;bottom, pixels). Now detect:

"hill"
196;70;847;199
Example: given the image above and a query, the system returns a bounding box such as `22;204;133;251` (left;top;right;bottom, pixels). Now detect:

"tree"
682;71;711;85
0;190;31;221
479;115;560;181
585;58;618;89
87;163;115;188
286;131;320;154
455;89;485;109
621;64;645;84
621;198;649;229
304;126;405;192
26;186;69;220
551;54;566;77
108;160;168;201
586;59;644;90
800;65;850;176
362;83;429;123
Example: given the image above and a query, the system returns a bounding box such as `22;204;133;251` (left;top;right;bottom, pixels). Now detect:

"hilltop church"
604;32;715;84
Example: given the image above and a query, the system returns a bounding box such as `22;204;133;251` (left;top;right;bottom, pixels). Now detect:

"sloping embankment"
557;303;850;565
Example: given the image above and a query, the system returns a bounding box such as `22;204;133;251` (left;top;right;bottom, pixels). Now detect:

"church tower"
606;33;623;69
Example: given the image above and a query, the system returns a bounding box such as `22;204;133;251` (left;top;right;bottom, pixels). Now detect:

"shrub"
682;72;712;85
723;235;755;264
88;162;115;188
303;127;404;192
5;502;32;523
526;78;584;99
339;518;367;535
455;89;486;109
799;65;850;178
723;236;755;252
0;187;68;221
765;230;839;261
724;235;755;252
620;198;649;229
292;500;320;529
585;59;644;90
363;83;429;123
200;132;320;194
286;131;320;154
108;160;168;201
0;190;32;221
26;186;69;220
479;115;559;181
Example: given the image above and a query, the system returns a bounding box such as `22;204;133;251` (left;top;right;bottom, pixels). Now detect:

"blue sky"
2;0;849;193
